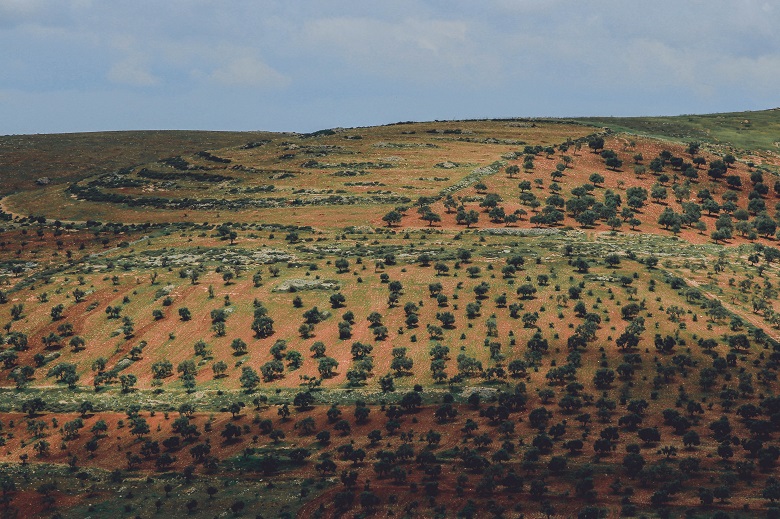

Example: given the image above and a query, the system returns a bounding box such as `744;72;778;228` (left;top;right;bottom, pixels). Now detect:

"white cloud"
301;16;501;85
107;56;158;87
714;54;780;93
0;0;88;30
4;0;780;133
208;56;289;89
0;0;48;20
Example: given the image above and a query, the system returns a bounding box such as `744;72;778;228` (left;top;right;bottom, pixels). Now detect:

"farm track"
683;275;780;342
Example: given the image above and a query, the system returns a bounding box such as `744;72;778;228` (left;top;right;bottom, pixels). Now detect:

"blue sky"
2;0;779;134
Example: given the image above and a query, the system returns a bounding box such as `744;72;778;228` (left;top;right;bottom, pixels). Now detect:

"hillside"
0;112;779;518
0;130;267;197
579;109;780;154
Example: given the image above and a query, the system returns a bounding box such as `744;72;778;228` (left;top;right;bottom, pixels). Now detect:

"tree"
488;206;506;223
593;369;615;389
22;397;46;417
528;407;552;431
152;360;173;379
588;137;605;153
119;374;137;393
749;197;767;215
417;253;432;267
10;303;23;320
318;357;339;378
42;332;61;349
328;292;346;309
382;210;402;227
764;477;780;503
33;439;50;458
517;284;537;299
193;339;210;359
391;355;413;376
252;316;274;338
334;258;349;273
657;208;681;230
366;311;383;327
239;366;260;392
351;341;373;360
422;211;441;226
379;373;395;392
316;457;337;475
130;416;150;438
338;320;352;339
50;304;64;321
604;253;621;268
400;391;422;411
465;302;482;319
573;258;589;273
651;183;668;203
303;306;325;325
212;361;228;378
472;281;490;299
708;159;727;180
754;214;777;237
372;325;388;340
230;338;248;356
588;172;605;186
464;210;479;228
574;210;596;228
6;331;28;351
605;156;622;170
682;430;701;449
174;360;196;381
294;391;315;410
69;335;85;352
444;196;458;213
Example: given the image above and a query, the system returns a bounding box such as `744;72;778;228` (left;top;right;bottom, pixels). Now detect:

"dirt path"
683;276;780;342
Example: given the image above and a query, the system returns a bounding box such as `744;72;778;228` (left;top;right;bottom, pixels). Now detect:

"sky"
2;0;780;135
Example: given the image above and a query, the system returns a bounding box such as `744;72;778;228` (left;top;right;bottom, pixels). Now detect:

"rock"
435;161;459;169
272;279;341;293
42;352;61;364
477;228;569;236
462;387;499;399
114;358;134;371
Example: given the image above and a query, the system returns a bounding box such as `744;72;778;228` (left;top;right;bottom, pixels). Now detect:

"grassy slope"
0;130;272;197
2;108;779;199
576;108;780;152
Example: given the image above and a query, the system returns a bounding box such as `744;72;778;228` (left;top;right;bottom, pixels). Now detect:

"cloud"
107;56;158;87
301;16;501;86
0;0;47;22
208;56;289;89
3;0;780;134
714;54;780;93
0;0;86;30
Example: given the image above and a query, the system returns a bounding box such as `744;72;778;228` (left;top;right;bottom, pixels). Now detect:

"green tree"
240;367;260;391
318;357;339;378
382;210;402;227
231;338;248;356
